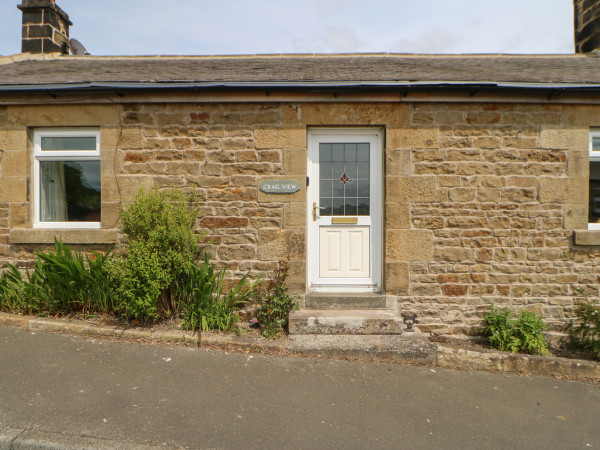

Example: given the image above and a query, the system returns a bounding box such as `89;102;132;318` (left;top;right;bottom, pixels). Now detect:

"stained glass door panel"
319;143;370;216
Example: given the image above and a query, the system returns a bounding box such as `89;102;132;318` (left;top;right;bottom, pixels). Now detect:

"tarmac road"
0;325;598;449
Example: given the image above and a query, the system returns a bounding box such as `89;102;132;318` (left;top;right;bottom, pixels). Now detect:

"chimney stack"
574;0;600;52
17;0;72;54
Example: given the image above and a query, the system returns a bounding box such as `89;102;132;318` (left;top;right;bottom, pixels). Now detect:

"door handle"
313;202;325;221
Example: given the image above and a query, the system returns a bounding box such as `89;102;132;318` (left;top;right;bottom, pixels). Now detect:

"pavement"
1;324;599;449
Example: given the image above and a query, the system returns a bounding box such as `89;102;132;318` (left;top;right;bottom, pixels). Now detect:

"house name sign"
259;180;301;194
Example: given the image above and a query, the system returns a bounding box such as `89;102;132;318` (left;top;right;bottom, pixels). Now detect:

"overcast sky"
0;0;575;56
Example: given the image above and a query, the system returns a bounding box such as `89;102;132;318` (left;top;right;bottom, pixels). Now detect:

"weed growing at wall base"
569;302;600;360
479;305;548;355
256;261;299;338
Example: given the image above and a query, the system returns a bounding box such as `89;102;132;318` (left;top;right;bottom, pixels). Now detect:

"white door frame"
307;127;383;293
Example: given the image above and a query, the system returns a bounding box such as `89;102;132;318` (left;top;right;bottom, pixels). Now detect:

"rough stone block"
118;127;144;149
386;229;433;262
385;261;409;294
9;228;117;244
299;103;408;126
538;177;568;203
386;149;411;176
386;176;436;202
0;177;27;202
387;127;438;149
574;229;600;245
9;202;29;227
101;202;120;229
115;176;152;203
567;149;588;178
9;104;119;127
540;127;588;150
258;228;305;260
284;202;306;228
283;148;307;175
254;128;305;149
219;245;256;261
385;202;410;229
563;105;600;126
0;150;28;177
0;129;27;151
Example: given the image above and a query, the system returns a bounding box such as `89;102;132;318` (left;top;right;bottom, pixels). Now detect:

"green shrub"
0;239;112;315
480;305;548;355
569;303;600;360
256;261;299;338
176;254;260;332
110;188;202;322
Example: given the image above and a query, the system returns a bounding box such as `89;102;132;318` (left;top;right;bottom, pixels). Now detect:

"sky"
0;0;575;56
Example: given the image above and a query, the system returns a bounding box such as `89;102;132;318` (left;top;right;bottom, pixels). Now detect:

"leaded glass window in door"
319;143;370;216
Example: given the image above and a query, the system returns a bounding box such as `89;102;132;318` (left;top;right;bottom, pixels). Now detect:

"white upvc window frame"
589;130;600;230
33;128;101;230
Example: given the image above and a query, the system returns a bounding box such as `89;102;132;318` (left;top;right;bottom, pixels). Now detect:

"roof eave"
1;81;600;94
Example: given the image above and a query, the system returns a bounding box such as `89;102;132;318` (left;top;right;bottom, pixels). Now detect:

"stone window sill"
9;228;117;245
573;230;600;246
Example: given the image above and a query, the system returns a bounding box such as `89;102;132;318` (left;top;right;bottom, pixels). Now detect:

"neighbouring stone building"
1;0;600;337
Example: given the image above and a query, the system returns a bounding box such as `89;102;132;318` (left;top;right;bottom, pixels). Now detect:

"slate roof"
1;53;600;91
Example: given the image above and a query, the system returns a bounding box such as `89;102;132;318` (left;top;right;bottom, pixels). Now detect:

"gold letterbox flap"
331;217;358;224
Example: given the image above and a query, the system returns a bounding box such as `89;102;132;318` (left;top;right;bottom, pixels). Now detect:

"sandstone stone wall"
1;99;599;334
388;102;600;334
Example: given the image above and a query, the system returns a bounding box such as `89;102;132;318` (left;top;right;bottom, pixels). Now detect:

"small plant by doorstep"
479;305;548;355
255;261;299;338
569;302;600;361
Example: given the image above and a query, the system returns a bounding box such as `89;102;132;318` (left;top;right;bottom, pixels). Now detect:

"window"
33;128;101;229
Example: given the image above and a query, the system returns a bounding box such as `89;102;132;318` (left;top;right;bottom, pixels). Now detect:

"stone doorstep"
288;309;404;335
304;293;389;310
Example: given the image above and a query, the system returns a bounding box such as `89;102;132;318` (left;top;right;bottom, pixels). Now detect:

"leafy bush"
109;188;202;322
176;254;260;332
256;261;299;338
480;305;548;355
569;303;600;360
0;239;112;315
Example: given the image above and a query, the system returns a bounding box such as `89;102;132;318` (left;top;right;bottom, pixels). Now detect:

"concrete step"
305;293;388;310
289;309;404;335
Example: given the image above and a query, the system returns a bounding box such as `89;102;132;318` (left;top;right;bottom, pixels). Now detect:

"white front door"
307;128;383;292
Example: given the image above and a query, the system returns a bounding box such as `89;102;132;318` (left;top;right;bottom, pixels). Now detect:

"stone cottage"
1;0;600;337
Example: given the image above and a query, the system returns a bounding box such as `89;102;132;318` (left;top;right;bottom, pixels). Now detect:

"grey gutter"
1;80;600;93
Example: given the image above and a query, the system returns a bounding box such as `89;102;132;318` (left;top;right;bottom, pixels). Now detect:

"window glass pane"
332;197;345;215
593;137;600;153
589;161;600;224
39;161;101;222
357;180;370;197
320;198;333;216
357;198;370;215
345;180;358;197
357;143;369;161
320;180;332;197
332;144;344;161
41;136;96;151
332;179;345;197
357;161;370;179
319;144;331;162
319;162;331;179
345;144;357;161
345;201;357;216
